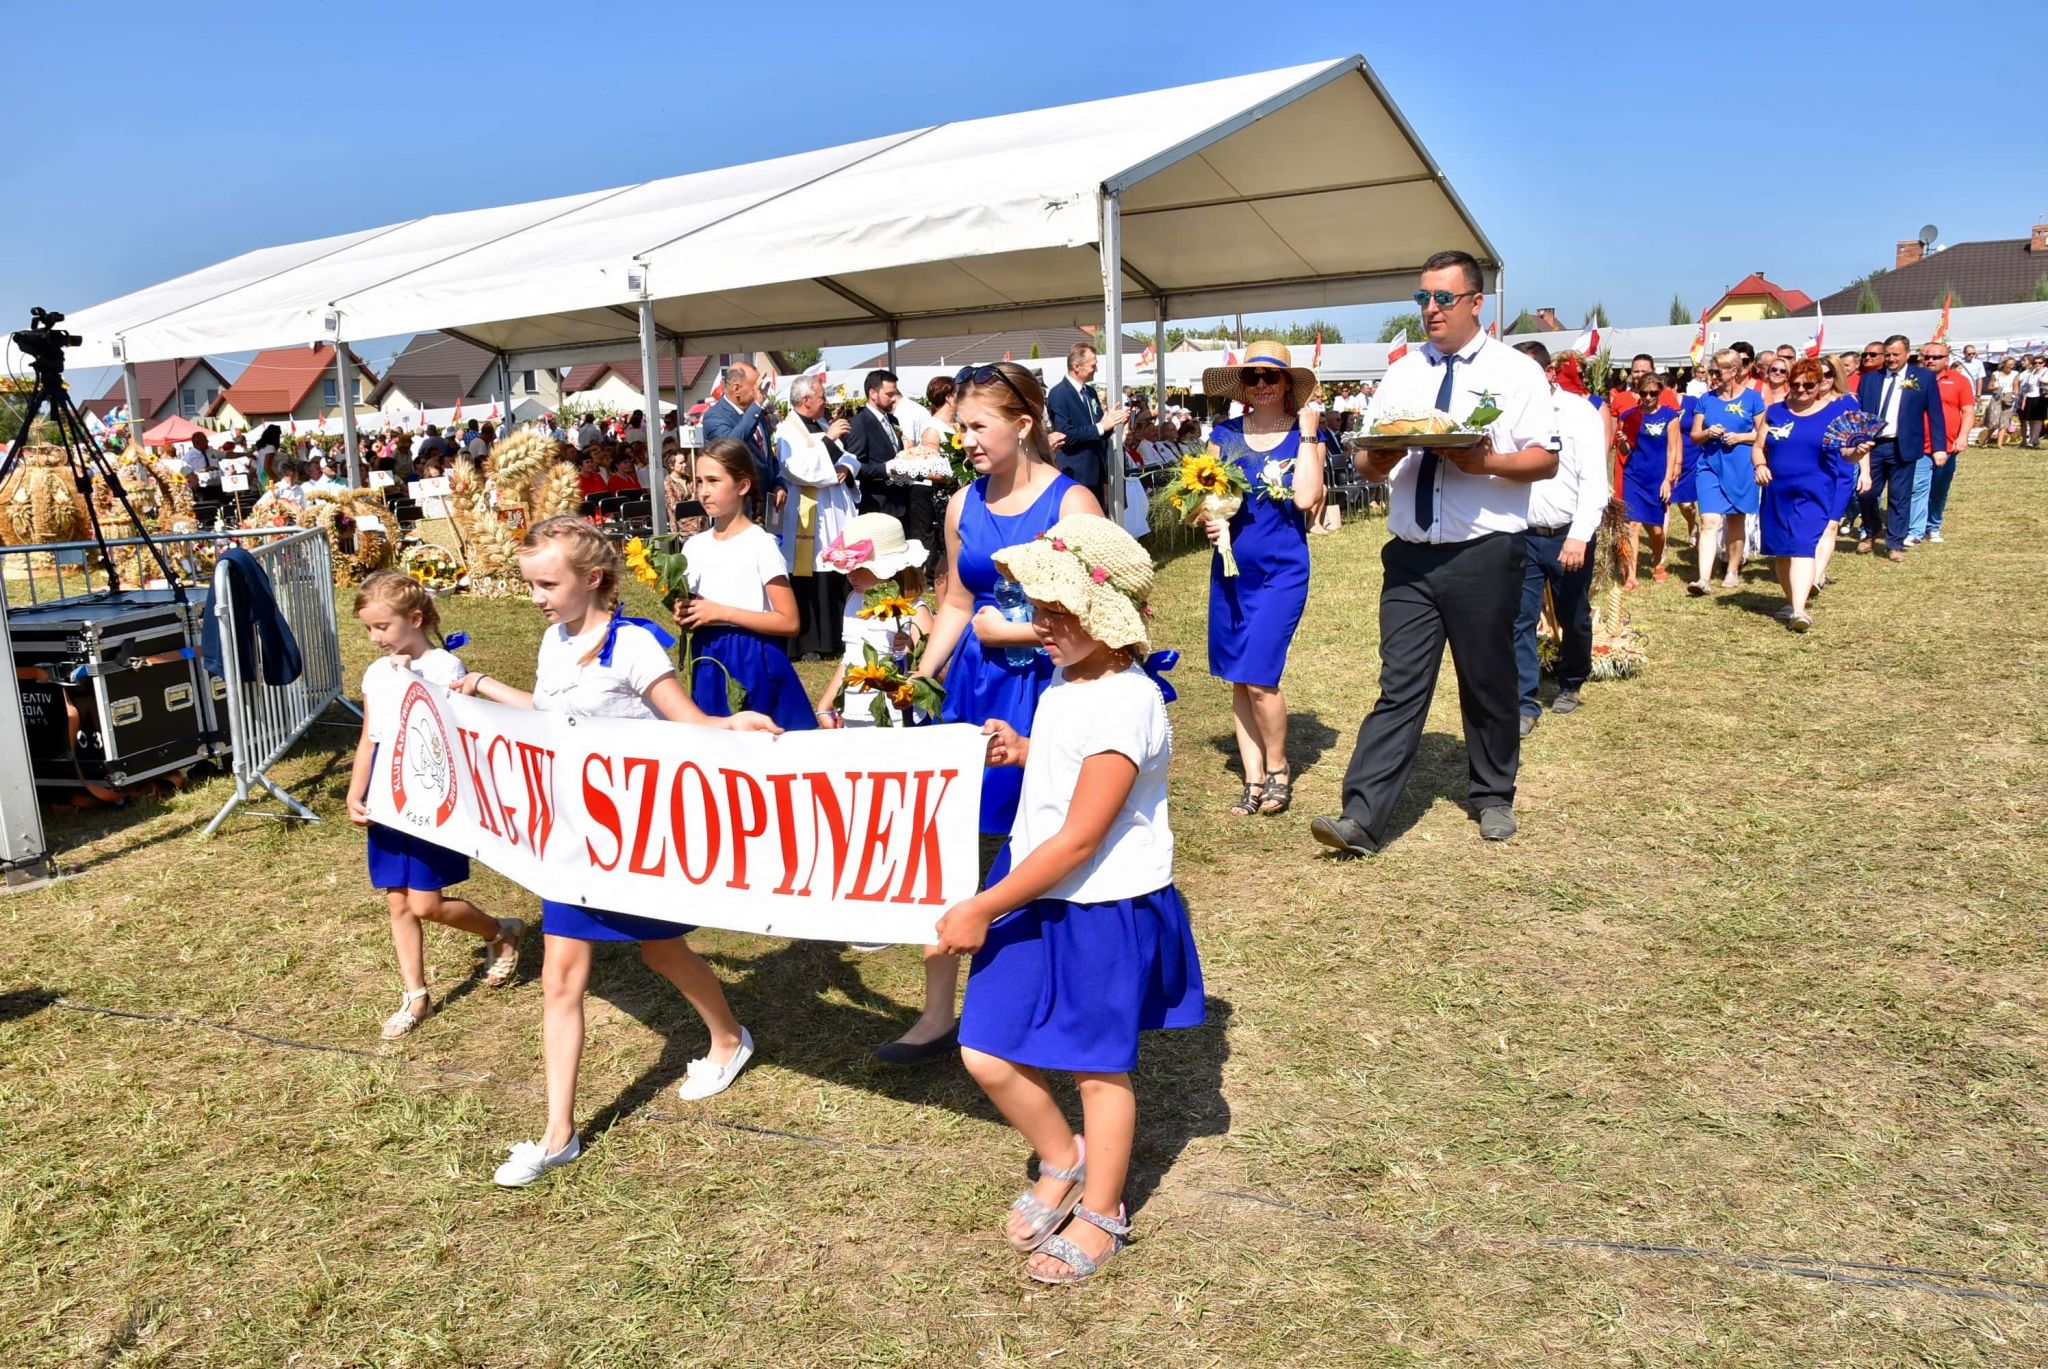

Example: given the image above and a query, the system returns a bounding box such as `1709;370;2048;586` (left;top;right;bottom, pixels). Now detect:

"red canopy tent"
140;415;208;446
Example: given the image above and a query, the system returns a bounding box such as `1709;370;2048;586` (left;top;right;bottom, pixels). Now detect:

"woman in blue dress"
1688;349;1765;595
1618;371;1682;587
1757;358;1870;631
1810;358;1869;591
1672;389;1703;534
879;361;1099;1064
1201;342;1326;818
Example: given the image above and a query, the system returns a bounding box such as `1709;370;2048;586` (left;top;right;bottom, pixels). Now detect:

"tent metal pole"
120;360;145;453
495;356;513;431
334;338;362;488
886;320;899;372
637;295;669;539
1099;191;1126;526
1496;263;1507;337
1154;295;1168;411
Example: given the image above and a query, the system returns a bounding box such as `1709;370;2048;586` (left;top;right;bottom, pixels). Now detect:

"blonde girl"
452;515;778;1187
345;571;524;1039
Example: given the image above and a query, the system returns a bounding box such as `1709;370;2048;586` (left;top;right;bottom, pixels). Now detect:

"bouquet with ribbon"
840;579;944;727
1821;408;1883;461
1164;451;1251;575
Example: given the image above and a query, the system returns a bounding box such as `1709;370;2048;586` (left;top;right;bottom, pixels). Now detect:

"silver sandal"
484;917;525;988
1007;1136;1086;1253
1027;1203;1131;1285
381;988;431;1040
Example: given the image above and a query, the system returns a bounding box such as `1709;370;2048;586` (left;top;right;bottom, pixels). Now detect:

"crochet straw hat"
992;514;1154;655
1202;340;1318;410
821;512;928;579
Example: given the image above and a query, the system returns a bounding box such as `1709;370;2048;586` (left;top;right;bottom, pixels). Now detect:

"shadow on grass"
1205;709;1343;779
1375;730;1476;847
0;986;59;1023
1717;589;1792;618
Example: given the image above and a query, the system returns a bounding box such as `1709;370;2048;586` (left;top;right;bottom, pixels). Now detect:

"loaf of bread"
1368;408;1458;436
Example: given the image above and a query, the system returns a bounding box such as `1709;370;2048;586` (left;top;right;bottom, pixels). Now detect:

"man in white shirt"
1511;341;1609;737
574;416;601;450
1310;249;1560;856
1958;345;1985;393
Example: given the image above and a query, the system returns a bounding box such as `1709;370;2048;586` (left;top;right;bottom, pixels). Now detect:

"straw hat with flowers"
992;514;1155;656
1202;340;1319;410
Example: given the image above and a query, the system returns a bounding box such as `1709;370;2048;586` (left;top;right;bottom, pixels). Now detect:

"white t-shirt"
1007;666;1173;903
683;523;788;611
836;591;919;727
362;648;467;746
531;618;673;720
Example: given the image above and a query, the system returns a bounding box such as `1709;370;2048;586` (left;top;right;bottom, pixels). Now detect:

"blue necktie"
1415;355;1455;530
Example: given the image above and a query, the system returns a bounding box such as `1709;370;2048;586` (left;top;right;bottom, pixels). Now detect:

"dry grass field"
5;447;2046;1366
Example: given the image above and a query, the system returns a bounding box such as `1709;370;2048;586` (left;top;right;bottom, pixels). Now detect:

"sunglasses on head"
953;362;1034;410
1239;369;1287;388
1413;289;1479;309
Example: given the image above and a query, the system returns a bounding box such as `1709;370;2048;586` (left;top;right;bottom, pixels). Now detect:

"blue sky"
11;0;2044;398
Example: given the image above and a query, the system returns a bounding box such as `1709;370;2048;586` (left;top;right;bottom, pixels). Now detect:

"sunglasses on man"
1412;289;1480;310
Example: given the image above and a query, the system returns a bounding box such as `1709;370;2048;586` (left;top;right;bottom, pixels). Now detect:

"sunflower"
846;663;894;691
857;595;918;622
621;537;660;589
890;682;916;708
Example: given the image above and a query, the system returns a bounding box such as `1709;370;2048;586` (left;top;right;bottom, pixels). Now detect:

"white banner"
364;678;985;944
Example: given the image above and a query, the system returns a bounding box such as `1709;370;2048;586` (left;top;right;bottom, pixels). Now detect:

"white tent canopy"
64;56;1496;371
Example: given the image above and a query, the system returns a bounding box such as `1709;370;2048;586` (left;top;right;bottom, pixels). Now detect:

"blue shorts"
366;822;471;892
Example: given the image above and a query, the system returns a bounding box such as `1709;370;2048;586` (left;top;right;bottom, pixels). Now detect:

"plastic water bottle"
993;578;1038;668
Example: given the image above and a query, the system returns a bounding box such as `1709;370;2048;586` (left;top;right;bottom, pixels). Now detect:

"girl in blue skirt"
676;438;817;733
937;514;1205;1286
455;515;780;1187
346;571;524;1040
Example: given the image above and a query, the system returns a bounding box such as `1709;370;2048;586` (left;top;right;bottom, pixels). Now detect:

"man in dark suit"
1857;333;1946;562
1045;341;1128;501
700;360;783;518
842;369;906;518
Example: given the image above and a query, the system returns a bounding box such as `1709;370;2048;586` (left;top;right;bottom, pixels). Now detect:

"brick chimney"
1896;239;1925;269
2031;224;2048;253
1535;307;1563;331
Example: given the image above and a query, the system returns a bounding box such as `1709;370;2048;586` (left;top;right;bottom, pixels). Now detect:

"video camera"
12;307;81;370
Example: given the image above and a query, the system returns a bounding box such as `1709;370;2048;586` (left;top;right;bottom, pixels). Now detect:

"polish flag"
288;417;297;434
1930;293;1952;344
1224;349;1237;367
1572;325;1601;357
487;403;499;421
1312;332;1323;369
417;406;427;430
1003;350;1013;361
707;374;725;404
1487;320;1499;337
1803;306;1827;360
1385;331;1410;365
808;356;829;378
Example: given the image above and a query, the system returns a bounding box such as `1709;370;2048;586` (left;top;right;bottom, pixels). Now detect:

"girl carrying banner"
935;514;1204;1285
452;515;781;1187
677;438;818;733
346;572;525;1039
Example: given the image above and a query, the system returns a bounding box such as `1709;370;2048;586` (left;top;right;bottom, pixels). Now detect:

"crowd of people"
295;239;2037;1288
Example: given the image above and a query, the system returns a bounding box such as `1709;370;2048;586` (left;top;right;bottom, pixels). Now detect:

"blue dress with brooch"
1205;419;1310;689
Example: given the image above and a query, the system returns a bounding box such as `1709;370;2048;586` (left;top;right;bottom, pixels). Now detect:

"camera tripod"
1;308;184;599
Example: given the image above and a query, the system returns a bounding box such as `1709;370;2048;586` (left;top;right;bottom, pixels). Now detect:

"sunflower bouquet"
841;578;944;727
1165;451;1251;575
620;535;740;710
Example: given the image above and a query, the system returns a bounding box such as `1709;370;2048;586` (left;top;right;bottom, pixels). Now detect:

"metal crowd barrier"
201;527;357;836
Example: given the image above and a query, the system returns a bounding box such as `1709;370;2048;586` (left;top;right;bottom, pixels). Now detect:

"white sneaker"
677;1027;754;1101
494;1135;581;1187
1902;535;1922;547
1927;530;1945;543
848;942;889;953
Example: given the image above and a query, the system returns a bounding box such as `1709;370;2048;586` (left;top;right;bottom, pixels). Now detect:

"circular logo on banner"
389;680;459;828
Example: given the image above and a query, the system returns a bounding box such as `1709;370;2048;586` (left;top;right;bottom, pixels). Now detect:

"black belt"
1526;523;1570;537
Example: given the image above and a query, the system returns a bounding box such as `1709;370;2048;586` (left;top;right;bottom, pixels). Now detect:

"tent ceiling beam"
1119;171;1440;221
812;277;893;322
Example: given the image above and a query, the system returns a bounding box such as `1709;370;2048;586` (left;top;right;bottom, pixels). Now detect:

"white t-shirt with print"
682;523;787;612
361;647;466;745
1007;665;1173;903
531;618;673;721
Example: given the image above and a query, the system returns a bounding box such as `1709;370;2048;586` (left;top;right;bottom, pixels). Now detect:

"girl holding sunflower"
812;512;935;728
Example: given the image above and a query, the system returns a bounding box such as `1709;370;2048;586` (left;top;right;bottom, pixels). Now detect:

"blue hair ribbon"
443;632;469;650
1142;648;1179;703
597;606;677;666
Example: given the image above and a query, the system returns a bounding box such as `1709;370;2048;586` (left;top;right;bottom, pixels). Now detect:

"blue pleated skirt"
689;625;817;732
959;882;1205;1074
366;821;470;892
541;898;695;943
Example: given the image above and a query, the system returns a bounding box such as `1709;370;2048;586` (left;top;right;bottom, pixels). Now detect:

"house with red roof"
213;345;379;429
83;358;233;423
1702;272;1813;324
560;356;716;413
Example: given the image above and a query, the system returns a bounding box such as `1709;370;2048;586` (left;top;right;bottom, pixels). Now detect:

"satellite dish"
1918;224;1939;247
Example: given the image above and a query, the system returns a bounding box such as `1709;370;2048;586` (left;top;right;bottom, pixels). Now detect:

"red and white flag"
1930;293;1952;344
1312;332;1323;369
487;402;499;421
1385;331;1410;365
1486;320;1499;337
287;417;297;434
451;397;463;422
808;356;829;378
1572;324;1601;357
417;406;427;430
1804;306;1827;359
1003;349;1013;361
1688;317;1710;366
1223;349;1237;367
707;374;725;404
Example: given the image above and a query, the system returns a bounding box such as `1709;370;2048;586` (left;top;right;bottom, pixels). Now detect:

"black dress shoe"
1550;689;1581;715
872;1026;958;1065
1309;814;1378;857
1478;807;1518;841
1518;713;1539;738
